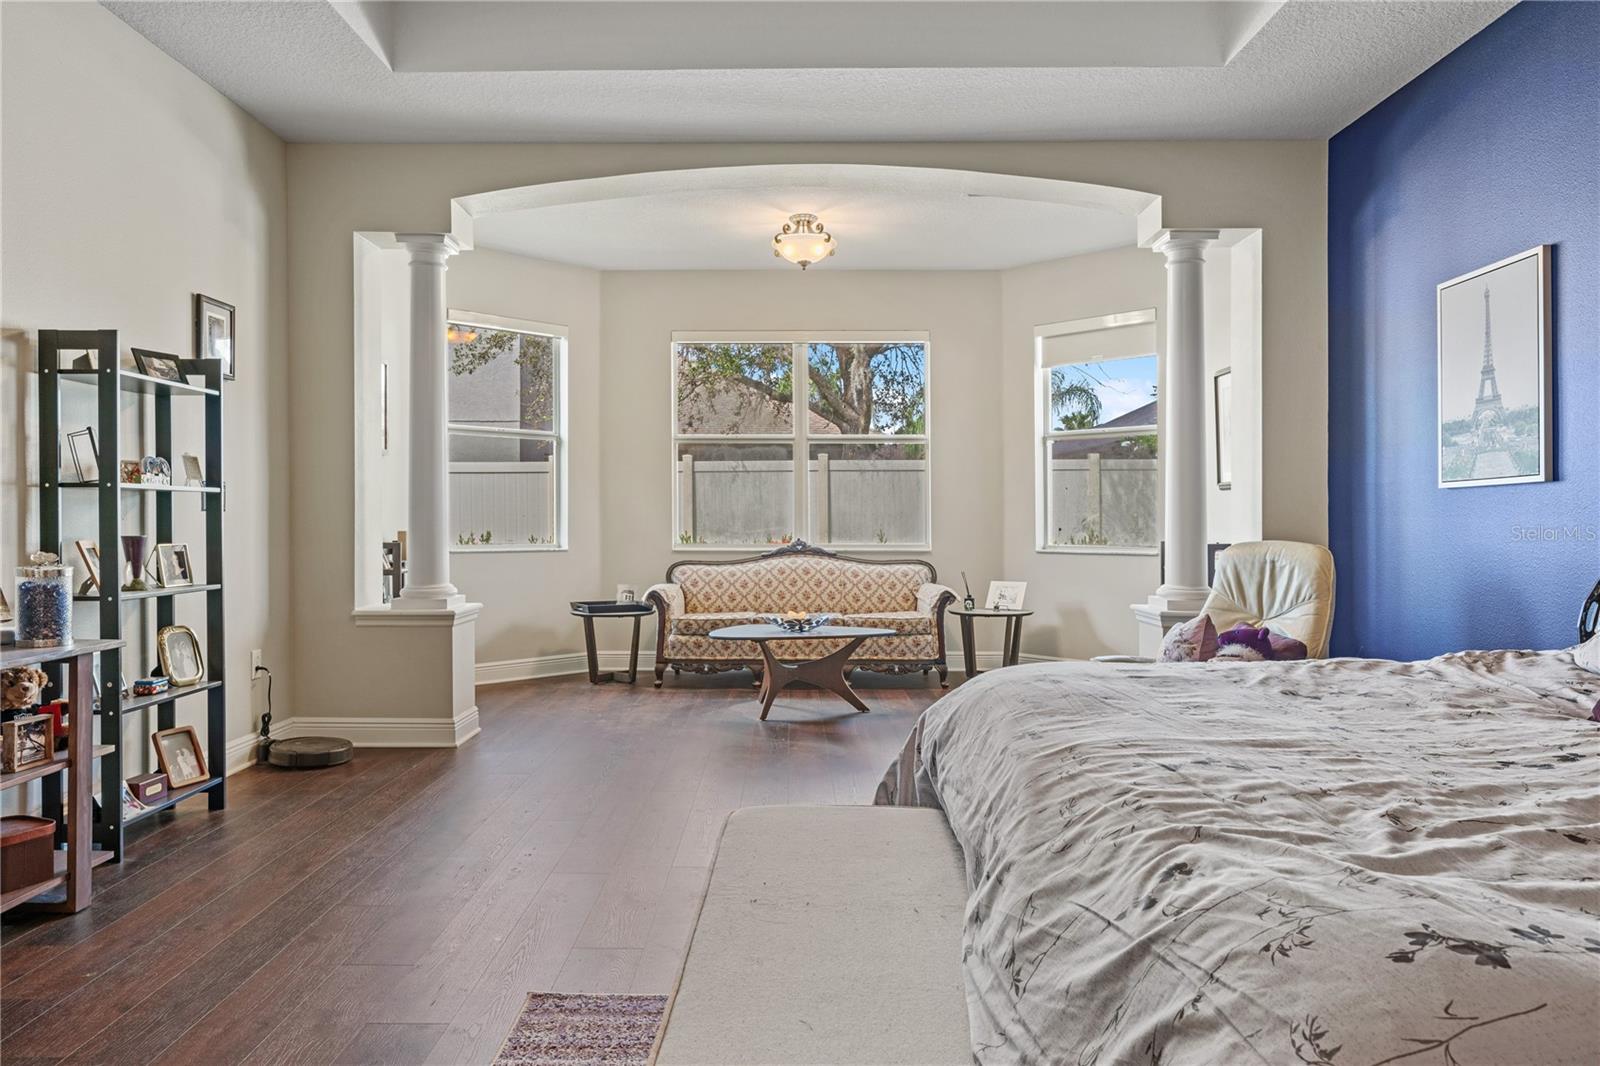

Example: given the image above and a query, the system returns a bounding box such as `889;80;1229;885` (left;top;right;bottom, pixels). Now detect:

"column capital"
395;232;461;263
1152;229;1220;262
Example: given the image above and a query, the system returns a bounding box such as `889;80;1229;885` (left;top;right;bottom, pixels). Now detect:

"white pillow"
1575;632;1600;675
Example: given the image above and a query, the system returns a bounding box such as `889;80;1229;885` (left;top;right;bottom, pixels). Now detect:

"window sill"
451;545;567;554
1036;545;1159;557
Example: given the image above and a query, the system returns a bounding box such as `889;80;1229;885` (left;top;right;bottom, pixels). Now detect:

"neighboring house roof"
1051;400;1158;459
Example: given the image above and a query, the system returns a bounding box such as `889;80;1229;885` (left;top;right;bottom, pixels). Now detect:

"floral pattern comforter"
877;650;1600;1065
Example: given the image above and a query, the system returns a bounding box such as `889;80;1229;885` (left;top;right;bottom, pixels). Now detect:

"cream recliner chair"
1201;540;1336;658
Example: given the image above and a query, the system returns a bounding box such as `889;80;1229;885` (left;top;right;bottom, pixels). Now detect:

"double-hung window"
446;311;566;550
1036;310;1159;551
671;332;930;550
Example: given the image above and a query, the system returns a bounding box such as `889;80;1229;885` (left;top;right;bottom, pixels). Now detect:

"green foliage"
449;325;556;431
1051;367;1104;430
675;342;926;435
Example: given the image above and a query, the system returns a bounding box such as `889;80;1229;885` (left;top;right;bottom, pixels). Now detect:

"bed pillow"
1160;614;1217;662
1576;633;1600;675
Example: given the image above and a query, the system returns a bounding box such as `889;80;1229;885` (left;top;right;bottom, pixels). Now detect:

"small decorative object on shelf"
127;771;169;805
38;700;68;751
118;459;143;485
764;611;836;633
3;665;49;710
65;427;98;483
0;816;57;894
155;544;194;587
152;725;207;787
140;455;172;485
131;676;169;697
16;553;72;648
121;782;147;815
131;347;185;382
960;571;976;611
74;540;102;593
182;453;204;487
156;624;204;685
120;534;150;592
616;584;637;604
2;713;54;773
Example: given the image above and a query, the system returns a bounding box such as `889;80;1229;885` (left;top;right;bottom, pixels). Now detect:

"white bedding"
879;650;1600;1065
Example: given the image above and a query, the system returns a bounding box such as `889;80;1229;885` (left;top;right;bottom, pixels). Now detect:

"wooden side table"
948;608;1033;677
570;602;654;684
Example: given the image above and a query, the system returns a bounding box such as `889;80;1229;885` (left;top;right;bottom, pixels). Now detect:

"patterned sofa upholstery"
645;541;956;687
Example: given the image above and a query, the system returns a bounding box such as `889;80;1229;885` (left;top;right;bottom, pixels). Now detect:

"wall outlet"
251;649;263;674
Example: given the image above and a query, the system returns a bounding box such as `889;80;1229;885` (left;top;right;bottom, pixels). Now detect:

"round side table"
948;607;1033;677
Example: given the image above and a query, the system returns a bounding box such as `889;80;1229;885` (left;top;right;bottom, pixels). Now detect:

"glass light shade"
772;213;837;270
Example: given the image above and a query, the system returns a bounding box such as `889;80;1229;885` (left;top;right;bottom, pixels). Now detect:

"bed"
878;646;1600;1065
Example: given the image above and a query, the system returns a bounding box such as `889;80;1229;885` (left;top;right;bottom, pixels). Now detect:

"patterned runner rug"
493;993;669;1066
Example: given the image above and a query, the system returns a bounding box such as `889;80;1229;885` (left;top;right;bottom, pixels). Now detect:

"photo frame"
75;540;102;592
152;724;208;787
616;584;638;604
65;427;99;484
182;453;204;487
194;293;235;380
155;544;195;588
2;713;54;774
985;581;1028;611
1213;368;1233;490
131;348;186;383
155;624;204;684
119;459;143;484
1437;245;1552;488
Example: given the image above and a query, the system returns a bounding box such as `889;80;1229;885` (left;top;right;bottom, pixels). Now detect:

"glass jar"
16;552;72;648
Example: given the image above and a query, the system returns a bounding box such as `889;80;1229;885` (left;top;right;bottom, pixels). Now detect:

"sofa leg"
654;664;665;688
750;666;763;688
937;664;949;688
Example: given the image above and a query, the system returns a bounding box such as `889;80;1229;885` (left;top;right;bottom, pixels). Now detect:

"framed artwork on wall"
1437;245;1551;489
1213;368;1233;490
194;293;236;380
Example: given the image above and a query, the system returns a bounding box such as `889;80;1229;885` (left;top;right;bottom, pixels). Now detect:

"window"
447;311;566;550
1036;311;1159;551
671;333;930;549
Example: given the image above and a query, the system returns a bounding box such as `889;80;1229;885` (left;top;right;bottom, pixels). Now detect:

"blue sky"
1054;354;1158;426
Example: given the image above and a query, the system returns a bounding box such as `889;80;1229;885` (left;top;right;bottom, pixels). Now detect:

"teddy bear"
2;665;50;711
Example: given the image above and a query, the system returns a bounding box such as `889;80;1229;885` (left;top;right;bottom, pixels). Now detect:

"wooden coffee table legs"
754;635;873;720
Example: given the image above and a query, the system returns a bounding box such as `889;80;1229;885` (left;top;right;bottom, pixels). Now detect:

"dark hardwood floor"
1;670;946;1065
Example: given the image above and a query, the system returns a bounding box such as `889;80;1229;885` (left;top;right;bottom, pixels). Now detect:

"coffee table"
707;624;896;720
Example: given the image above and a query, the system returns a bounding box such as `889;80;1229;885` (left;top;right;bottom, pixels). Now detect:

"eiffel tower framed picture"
1436;245;1551;488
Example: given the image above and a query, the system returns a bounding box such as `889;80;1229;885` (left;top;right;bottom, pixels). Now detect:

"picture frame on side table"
194;293;236;380
131;348;186;383
1437;245;1552;488
152;725;207;788
985;581;1028;611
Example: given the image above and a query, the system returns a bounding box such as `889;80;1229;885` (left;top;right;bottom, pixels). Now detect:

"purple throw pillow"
1160;615;1218;662
1218;624;1275;659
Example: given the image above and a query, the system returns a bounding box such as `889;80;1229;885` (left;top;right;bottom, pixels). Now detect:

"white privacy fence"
1047;457;1158;547
676;456;928;546
451;461;557;545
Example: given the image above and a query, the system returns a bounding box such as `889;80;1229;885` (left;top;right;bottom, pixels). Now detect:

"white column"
395;232;463;610
1133;229;1218;655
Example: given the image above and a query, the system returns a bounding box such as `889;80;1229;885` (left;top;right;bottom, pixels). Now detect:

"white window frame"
447;308;569;553
670;330;932;553
1034;309;1160;556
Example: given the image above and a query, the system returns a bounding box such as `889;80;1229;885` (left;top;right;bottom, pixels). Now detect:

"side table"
570;602;655;684
948;607;1033;677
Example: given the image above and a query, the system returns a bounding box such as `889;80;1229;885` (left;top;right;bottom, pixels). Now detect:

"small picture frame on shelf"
2;713;54;774
194;293;235;380
615;585;637;604
985;581;1028;611
65;427;98;483
156;624;204;685
75;540;101;592
131;348;186;383
119;459;144;485
152;725;207;788
182;453;204;487
155;544;195;588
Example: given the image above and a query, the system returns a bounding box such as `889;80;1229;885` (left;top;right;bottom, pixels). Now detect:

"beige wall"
1;2;289;770
286;140;1325;714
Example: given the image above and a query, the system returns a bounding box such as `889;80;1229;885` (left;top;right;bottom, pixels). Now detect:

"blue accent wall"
1328;1;1599;659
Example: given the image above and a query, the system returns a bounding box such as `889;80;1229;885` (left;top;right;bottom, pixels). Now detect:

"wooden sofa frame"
645;540;955;688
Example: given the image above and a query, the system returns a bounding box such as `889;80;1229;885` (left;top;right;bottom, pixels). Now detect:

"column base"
394;583;466;611
1131;587;1211;658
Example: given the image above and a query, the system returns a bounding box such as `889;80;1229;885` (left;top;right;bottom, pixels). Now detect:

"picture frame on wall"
194;293;235;380
1437;245;1551;489
1213;368;1233;490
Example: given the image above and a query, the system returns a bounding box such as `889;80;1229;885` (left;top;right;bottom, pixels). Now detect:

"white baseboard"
476;649;1055;685
226;708;480;754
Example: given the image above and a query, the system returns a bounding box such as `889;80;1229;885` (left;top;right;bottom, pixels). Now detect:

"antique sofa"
645;541;956;686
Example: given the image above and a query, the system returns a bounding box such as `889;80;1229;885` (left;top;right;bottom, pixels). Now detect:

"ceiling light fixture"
446;324;479;344
772;213;836;270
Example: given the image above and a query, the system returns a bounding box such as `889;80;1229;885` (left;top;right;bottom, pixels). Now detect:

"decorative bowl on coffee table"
763;613;836;633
